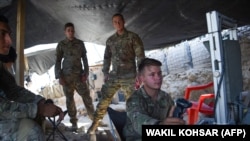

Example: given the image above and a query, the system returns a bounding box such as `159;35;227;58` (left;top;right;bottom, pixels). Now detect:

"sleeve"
81;42;89;75
5;85;44;105
133;34;145;69
0;63;44;119
126;91;159;136
0;97;38;119
102;40;112;75
54;42;63;79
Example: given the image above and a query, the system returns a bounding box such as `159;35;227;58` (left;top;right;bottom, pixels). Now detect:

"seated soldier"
123;58;185;141
0;15;65;140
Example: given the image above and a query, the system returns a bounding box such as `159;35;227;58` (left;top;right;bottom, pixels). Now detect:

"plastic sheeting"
1;0;250;50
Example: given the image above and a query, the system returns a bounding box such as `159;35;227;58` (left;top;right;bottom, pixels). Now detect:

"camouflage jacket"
102;29;145;79
0;61;44;136
123;86;174;139
54;37;89;79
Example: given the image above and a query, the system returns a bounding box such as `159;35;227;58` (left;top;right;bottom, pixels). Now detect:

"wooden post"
16;0;25;86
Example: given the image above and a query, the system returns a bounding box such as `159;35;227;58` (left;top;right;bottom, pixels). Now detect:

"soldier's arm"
133;35;145;68
126;92;160;136
0;97;38;119
54;43;63;79
0;63;44;104
0;63;44;120
81;42;89;75
102;43;112;76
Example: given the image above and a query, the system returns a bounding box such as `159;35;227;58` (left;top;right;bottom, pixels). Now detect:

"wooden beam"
16;0;25;86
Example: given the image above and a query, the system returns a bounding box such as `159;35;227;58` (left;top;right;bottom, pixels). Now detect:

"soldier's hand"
159;106;185;125
160;117;185;125
37;100;65;120
56;106;65;122
59;77;65;85
168;105;176;117
81;74;88;82
104;74;109;82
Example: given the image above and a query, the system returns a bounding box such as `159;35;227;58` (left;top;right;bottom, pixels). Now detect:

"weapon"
173;98;192;118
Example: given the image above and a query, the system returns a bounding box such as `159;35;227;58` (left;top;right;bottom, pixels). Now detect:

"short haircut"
64;22;74;30
0;15;11;31
138;58;162;74
112;13;124;21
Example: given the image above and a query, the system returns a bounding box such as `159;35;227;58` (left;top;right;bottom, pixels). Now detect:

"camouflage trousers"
62;74;95;125
93;78;135;122
0;118;45;141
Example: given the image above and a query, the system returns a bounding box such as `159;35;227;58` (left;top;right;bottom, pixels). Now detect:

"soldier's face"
64;26;75;40
112;16;125;32
0;22;12;55
140;65;162;90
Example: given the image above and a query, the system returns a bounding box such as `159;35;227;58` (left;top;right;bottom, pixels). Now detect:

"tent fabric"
1;0;250;75
24;43;105;75
0;0;250;51
26;49;56;75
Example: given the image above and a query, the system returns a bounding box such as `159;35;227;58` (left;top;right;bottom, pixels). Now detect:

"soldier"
0;15;64;141
123;58;185;141
55;22;95;131
87;13;145;133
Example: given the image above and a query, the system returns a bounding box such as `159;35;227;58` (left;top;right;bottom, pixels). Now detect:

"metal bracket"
206;11;239;124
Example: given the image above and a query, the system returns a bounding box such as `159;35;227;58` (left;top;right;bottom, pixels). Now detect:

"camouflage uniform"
89;29;145;132
123;86;175;141
0;62;45;141
55;38;95;125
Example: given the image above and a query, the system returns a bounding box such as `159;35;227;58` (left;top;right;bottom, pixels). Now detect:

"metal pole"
206;10;238;124
16;0;26;86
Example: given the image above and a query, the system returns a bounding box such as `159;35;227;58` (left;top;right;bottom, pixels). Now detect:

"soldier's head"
138;58;163;90
64;22;75;40
0;15;12;55
112;13;125;34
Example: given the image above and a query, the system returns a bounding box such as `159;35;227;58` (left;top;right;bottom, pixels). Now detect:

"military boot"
98;121;108;127
72;122;78;131
66;122;78;132
87;121;99;134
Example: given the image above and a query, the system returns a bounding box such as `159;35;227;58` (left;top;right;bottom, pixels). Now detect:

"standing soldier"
55;22;94;131
87;13;145;133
